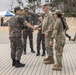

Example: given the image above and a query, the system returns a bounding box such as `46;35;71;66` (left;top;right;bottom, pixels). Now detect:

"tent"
0;11;14;17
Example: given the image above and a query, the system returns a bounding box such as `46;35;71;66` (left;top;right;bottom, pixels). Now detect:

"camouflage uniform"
41;11;54;56
51;18;66;65
9;15;25;60
37;22;45;52
22;15;34;52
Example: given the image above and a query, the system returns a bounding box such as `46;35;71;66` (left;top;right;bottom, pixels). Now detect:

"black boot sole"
36;54;40;56
12;62;15;66
42;53;45;56
15;64;25;68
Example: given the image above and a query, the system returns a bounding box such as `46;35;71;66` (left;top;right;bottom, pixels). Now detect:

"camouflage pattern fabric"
51;18;66;64
41;11;55;56
10;37;23;60
9;15;24;60
22;14;34;51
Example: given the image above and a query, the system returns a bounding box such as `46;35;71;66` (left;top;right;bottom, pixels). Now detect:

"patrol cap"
14;6;21;13
52;10;62;14
37;14;42;17
41;2;49;6
55;10;62;14
24;7;29;11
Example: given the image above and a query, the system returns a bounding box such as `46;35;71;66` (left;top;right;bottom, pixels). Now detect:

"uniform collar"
45;11;50;16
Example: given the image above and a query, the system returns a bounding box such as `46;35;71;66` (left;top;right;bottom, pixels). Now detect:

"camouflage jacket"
9;15;25;38
41;11;54;34
51;18;66;43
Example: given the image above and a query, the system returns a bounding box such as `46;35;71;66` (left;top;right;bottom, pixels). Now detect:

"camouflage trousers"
10;37;23;60
45;33;53;56
55;42;65;64
37;31;45;51
23;29;33;52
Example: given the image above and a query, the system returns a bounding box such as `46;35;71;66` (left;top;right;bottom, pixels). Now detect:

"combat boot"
31;49;35;53
52;64;62;71
44;56;50;61
12;59;15;66
15;60;25;68
54;64;63;67
24;49;26;54
44;56;54;64
36;50;40;56
42;50;45;56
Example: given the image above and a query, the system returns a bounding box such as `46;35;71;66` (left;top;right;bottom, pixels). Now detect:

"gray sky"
0;0;46;11
0;0;17;11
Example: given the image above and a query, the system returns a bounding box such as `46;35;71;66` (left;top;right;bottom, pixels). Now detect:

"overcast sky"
0;0;46;11
0;0;17;11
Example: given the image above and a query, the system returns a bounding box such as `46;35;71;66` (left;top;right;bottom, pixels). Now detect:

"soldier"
49;10;66;71
40;3;55;64
22;7;35;54
9;6;36;68
36;14;46;56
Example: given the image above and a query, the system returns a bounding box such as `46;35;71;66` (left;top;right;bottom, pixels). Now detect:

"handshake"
33;27;38;31
27;23;42;31
33;26;42;31
33;27;42;31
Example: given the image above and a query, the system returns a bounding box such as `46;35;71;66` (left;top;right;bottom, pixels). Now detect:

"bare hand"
45;33;48;38
33;27;38;31
49;41;53;46
38;28;41;30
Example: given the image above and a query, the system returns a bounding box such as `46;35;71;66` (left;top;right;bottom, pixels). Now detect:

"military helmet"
52;10;62;15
